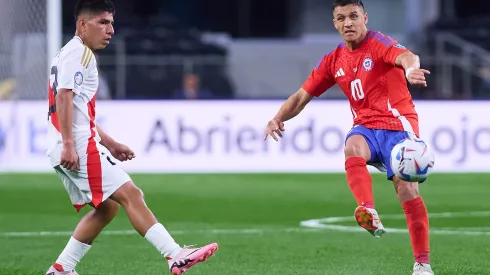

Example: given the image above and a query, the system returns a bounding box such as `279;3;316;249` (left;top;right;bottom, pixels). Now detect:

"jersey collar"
74;35;84;44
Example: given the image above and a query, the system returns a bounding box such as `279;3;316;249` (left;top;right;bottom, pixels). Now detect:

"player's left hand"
109;143;135;162
406;68;431;87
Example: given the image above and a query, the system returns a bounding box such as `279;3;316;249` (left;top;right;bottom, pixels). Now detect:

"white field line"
1;211;490;238
300;211;490;236
0;227;323;238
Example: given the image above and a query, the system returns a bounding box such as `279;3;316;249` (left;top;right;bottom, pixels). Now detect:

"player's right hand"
60;145;79;171
264;119;285;141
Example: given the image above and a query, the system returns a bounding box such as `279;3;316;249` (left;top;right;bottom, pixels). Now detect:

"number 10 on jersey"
351;79;365;101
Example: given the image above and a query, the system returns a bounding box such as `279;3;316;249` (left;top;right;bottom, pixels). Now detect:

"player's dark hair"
332;0;365;12
74;0;116;20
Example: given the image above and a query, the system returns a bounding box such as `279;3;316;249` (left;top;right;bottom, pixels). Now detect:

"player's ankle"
415;253;430;264
145;223;181;258
362;201;375;209
55;236;91;271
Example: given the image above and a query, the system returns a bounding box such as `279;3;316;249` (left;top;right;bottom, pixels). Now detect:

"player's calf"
394;177;431;266
110;180;219;270
72;199;120;244
344;134;375;209
110;181;158;236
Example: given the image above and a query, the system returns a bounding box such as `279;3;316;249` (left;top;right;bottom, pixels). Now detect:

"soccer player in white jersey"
45;1;218;274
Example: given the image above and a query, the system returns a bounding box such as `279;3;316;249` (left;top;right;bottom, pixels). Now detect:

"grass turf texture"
0;173;489;275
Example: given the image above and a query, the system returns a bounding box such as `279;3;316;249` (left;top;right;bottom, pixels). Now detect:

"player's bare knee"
344;145;363;158
393;177;419;202
344;136;370;160
91;199;120;223
111;181;144;206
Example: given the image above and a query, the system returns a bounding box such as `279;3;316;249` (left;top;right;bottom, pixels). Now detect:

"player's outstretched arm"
56;89;80;171
264;88;313;141
395;52;431;87
96;124;135;162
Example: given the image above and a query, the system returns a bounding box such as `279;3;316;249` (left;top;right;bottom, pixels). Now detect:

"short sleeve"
370;32;409;66
57;46;93;95
301;52;336;97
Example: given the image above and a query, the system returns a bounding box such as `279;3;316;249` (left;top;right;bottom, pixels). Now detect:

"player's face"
80;12;115;50
333;4;368;43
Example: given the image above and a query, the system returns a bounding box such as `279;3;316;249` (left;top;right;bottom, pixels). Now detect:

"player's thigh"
54;165;90;208
67;148;132;208
344;126;379;162
93;150;132;206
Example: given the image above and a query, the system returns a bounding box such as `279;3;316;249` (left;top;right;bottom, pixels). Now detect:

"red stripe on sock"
402;197;430;264
345;157;374;208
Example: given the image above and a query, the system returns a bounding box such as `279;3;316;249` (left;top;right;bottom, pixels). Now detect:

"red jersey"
302;30;419;136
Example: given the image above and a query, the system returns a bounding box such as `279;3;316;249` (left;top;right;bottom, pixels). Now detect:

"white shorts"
49;142;131;211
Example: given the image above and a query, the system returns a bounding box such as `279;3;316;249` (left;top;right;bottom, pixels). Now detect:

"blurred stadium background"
1;1;490;274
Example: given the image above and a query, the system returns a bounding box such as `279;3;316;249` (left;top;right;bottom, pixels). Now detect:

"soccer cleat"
412;262;434;275
354;206;386;238
45;265;79;275
168;243;218;275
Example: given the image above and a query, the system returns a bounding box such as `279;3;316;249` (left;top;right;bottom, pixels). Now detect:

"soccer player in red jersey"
264;1;433;274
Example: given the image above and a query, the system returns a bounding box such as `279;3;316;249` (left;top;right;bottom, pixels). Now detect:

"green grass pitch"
1;173;490;274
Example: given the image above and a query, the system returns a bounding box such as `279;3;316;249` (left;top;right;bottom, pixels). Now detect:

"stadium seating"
64;14;234;100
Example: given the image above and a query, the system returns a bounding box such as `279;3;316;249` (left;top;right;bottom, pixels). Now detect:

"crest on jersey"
394;44;406;49
362;57;373;71
74;71;83;86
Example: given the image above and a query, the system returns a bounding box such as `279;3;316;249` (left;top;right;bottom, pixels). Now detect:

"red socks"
345;157;374;208
402;197;430;264
345;157;430;264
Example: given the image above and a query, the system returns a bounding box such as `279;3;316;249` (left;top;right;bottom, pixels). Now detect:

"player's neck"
345;31;368;51
74;32;94;51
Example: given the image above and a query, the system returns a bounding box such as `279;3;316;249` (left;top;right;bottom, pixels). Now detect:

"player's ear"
76;17;86;32
364;12;368;25
333;19;339;31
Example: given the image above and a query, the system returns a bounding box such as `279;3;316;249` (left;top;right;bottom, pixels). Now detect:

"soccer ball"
390;137;435;182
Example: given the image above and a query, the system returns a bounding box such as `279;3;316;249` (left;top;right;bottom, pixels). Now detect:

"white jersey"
47;36;101;165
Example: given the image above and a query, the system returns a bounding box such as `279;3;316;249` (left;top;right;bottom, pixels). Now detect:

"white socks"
54;224;180;271
145;223;182;258
55;237;91;271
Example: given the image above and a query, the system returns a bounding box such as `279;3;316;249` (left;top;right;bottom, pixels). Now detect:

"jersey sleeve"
301;52;336;97
371;32;409;66
57;46;93;95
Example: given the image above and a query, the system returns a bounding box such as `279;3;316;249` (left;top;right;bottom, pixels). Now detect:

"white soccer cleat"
354;206;386;238
412;262;434;275
46;265;79;275
167;243;218;275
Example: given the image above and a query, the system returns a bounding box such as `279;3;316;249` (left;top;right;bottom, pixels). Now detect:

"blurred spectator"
0;78;15;100
171;73;213;100
479;67;490;96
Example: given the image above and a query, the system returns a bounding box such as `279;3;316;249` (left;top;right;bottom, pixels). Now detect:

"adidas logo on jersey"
335;68;345;78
